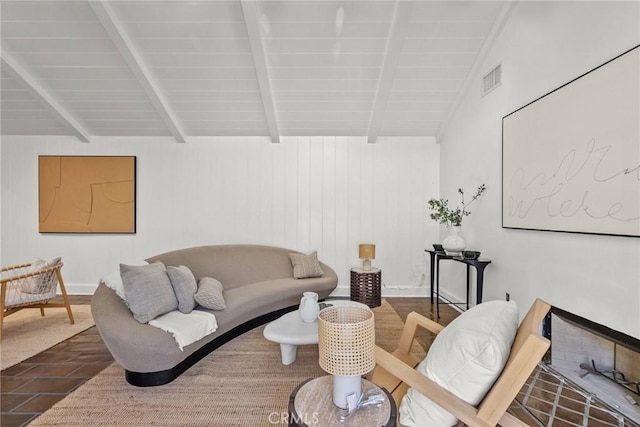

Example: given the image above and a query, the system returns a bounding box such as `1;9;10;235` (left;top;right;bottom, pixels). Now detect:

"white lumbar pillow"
399;300;519;427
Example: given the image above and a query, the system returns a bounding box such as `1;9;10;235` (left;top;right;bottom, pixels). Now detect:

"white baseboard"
437;287;468;313
330;285;466;314
62;283;98;295
62;283;467;303
330;285;432;298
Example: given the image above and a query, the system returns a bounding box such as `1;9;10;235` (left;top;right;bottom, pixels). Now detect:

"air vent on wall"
482;64;502;97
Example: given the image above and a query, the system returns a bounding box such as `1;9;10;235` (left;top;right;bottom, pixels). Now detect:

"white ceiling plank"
273;79;378;92
0;0;513;140
241;0;280;144
367;1;413;144
0;51;91;142
89;1;187;143
264;39;387;54
259;1;396;22
437;1;513;142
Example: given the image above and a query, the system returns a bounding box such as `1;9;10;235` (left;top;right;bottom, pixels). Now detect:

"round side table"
288;376;396;427
350;267;382;308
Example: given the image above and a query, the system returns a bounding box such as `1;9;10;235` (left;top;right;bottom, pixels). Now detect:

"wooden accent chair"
371;298;551;427
0;261;75;339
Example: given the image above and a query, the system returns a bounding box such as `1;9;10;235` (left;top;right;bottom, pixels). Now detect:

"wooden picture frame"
39;156;136;233
502;45;639;237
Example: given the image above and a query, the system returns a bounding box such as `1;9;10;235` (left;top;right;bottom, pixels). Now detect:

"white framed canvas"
502;45;640;237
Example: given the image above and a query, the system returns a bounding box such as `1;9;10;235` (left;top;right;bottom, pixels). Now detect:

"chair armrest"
477;332;549;425
396;311;444;355
498;412;531;427
369;311;444;401
0;263;63;285
0;263;31;279
375;346;493;427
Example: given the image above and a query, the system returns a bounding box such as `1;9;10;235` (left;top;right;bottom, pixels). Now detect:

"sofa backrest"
146;245;303;290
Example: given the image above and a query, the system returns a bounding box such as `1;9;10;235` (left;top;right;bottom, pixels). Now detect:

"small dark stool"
350;267;382;308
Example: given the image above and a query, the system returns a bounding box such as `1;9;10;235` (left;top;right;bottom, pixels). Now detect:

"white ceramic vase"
442;225;466;256
299;292;320;322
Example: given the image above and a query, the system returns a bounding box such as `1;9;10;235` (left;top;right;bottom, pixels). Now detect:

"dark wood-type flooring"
0;296;456;427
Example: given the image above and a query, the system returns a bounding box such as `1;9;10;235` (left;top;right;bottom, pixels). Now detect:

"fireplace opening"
510;306;640;426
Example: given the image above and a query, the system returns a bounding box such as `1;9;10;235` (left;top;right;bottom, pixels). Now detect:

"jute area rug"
1;305;94;370
30;300;425;426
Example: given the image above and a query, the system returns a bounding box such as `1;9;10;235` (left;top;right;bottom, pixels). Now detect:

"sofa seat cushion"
210;276;335;336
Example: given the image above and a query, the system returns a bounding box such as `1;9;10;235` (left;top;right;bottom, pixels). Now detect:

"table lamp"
318;306;376;410
358;244;375;271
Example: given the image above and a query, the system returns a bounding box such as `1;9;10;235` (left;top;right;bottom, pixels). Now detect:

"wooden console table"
425;249;492;318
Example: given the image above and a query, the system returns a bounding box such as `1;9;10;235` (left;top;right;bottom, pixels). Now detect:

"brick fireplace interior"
510;307;640;427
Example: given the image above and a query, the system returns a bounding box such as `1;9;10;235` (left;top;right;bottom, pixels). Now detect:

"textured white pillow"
399;300;519;427
194;277;226;310
21;257;62;294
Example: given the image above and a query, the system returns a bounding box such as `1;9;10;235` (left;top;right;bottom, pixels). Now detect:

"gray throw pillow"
194;277;226;310
166;265;198;314
21;257;62;294
120;262;178;323
289;251;324;279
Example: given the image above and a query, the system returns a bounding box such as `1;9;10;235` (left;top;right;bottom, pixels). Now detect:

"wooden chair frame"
1;262;75;339
371;298;551;427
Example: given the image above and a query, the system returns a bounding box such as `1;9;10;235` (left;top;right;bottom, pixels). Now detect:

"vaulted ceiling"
0;0;508;143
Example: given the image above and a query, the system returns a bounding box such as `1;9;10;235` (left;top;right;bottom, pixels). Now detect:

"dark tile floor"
0;296;456;427
1;296;114;427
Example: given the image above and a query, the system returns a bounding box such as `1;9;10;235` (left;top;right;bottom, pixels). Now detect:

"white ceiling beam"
241;0;280;144
90;1;187;144
367;1;413;144
436;1;515;142
1;51;91;143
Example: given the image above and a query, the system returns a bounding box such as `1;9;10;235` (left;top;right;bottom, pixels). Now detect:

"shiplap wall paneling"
1;135;439;295
322;137;337;271
334;137;350;284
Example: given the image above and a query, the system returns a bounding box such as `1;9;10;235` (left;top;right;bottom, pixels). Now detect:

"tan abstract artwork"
39;156;136;233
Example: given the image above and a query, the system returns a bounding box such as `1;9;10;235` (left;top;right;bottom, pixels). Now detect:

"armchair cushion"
399;300;519;427
20;257;61;294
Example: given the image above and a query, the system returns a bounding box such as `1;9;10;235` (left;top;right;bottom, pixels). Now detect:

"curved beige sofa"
91;245;338;387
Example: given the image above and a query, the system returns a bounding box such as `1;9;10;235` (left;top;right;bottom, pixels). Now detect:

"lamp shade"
358;244;376;260
318;306;376;376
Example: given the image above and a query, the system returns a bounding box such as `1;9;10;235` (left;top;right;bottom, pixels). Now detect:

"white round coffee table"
263;299;369;365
